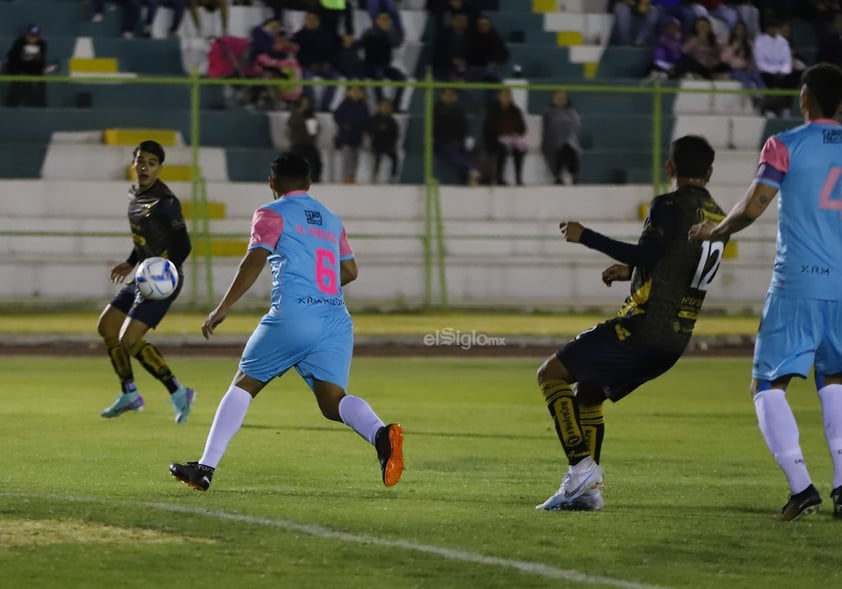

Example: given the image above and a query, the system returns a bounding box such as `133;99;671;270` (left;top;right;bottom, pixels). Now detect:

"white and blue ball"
135;257;178;301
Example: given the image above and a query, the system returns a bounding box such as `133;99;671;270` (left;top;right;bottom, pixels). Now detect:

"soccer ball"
135;257;179;301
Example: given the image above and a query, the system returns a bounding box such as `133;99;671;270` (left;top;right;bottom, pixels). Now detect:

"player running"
536;135;727;511
169;153;403;491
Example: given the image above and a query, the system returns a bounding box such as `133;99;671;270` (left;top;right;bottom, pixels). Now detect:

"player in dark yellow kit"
535;135;728;511
96;140;195;424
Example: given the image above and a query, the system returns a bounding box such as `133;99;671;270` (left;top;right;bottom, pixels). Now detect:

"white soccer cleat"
536;457;604;511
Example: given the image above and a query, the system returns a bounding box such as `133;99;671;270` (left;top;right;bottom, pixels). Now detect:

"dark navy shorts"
109;277;183;329
556;318;683;402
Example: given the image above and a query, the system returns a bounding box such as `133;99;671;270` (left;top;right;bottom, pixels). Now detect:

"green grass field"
0;311;761;337
2;355;839;588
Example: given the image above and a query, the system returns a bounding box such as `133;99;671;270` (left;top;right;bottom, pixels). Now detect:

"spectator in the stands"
287;95;323;182
779;20;808;78
293;11;341;112
334;85;370;184
541;90;582;186
482;88;528;187
361;0;404;37
465;15;509;83
369;97;401;183
359;11;407;111
189;0;229;37
427;0;480;34
251;20;303;105
434;88;481;186
650;17;684;78
432;11;470;80
2;24;47;107
315;0;355;45
334;31;366;79
725;0;761;39
753;18;798;117
722;19;766;108
817;12;842;66
611;0;660;46
680;16;731;78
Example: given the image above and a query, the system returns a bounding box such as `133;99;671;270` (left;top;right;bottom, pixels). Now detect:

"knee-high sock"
338;395;384;445
579;402;605;464
105;337;135;391
130;339;179;393
754;388;812;494
818;383;842;489
541;379;590;464
199;386;252;468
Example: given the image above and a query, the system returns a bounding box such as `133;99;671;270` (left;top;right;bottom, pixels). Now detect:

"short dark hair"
802;63;842;118
132;140;166;164
270;152;311;183
669;135;715;179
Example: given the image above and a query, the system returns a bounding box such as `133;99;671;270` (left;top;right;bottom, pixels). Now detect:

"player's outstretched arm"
689;182;777;241
201;248;270;339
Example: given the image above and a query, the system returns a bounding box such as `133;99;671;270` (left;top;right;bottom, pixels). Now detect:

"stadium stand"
0;0;823;187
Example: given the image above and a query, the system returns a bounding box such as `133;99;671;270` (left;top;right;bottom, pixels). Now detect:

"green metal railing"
0;71;797;308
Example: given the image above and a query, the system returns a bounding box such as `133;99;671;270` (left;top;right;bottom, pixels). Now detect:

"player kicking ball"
169;153;403;491
535;135;727;511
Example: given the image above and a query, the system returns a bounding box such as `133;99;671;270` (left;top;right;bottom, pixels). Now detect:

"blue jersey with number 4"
247;190;354;318
755;120;842;300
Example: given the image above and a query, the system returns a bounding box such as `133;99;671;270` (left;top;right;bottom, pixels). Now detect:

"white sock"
754;388;812;494
199;385;252;469
338;395;384;445
818;383;842;489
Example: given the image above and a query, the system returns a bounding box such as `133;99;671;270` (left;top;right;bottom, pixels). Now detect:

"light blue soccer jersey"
247;190;354;318
755;120;842;300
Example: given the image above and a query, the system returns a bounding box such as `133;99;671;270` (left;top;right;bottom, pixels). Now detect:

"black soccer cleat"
831;486;842;520
170;461;215;491
374;423;404;487
779;484;822;521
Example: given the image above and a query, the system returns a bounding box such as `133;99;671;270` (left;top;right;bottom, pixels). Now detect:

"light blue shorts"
239;311;353;391
753;292;842;382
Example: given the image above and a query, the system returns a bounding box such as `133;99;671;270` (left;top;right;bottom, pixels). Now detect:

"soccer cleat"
779;484;822;521
558;487;605;512
169;461;214;491
100;392;144;418
170;387;195;425
831;486;842;520
536;457;604;511
375;423;404;487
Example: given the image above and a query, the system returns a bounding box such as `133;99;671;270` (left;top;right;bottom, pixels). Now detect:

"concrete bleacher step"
104;128;182;147
40;143;229;181
68;57;118;74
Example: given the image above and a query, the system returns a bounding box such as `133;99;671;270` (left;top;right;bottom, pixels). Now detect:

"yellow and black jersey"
579;185;726;353
126;180;191;268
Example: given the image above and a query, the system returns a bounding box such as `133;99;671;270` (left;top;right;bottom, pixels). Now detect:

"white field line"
2;492;667;589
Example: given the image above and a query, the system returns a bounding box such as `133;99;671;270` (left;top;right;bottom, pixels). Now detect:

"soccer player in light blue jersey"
690;63;842;521
170;153;403;491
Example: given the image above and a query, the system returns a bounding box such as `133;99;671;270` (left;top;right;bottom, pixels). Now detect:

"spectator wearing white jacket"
753;19;798;117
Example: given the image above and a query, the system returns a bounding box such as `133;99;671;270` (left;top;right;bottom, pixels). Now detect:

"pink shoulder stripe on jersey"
339;227;353;257
758;136;790;174
249;207;284;249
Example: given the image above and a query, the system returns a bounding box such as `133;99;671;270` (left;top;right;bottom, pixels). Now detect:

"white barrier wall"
0;180;777;310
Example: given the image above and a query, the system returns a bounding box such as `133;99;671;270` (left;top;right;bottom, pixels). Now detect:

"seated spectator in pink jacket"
721;20;765;93
679;16;730;79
